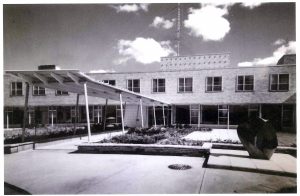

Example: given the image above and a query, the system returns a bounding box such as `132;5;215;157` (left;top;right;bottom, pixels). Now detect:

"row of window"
105;74;289;93
11;83;68;96
9;74;290;96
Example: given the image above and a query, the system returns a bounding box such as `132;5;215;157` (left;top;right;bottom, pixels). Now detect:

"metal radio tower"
176;3;181;56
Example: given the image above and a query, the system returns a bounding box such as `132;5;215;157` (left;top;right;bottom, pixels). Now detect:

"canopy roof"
6;69;169;106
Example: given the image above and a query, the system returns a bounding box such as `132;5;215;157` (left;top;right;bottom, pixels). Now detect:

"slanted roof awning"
6;69;169;106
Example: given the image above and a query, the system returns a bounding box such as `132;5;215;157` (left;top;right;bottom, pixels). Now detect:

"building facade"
4;53;296;132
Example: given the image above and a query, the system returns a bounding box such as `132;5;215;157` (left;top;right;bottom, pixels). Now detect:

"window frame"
269;74;289;92
10;82;23;96
55;90;69;96
152;78;166;93
236;75;254;92
102;80;116;86
32;85;46;96
205;76;222;93
127;79;140;93
177;77;193;93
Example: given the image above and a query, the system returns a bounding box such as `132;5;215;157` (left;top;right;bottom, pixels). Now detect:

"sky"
3;2;296;73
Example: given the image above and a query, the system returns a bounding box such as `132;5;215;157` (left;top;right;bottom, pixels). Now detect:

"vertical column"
51;111;54;127
29;112;31;125
140;99;144;128
73;94;80;135
227;105;230;130
198;104;201;128
22;82;29;143
84;83;91;143
120;94;125;134
6;113;9;129
162;105;166;126
97;106;100;124
153;103;157;128
259;104;262;118
103;99;108;131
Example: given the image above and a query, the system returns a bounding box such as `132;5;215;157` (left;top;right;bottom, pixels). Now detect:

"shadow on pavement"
4;182;31;195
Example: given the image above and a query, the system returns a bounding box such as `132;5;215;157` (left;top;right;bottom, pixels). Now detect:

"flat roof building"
4;53;296;132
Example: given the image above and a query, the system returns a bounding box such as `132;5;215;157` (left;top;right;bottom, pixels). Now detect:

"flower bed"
99;127;209;146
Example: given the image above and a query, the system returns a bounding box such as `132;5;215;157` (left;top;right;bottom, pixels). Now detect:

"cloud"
240;2;263;9
150;16;175;29
89;69;116;73
238;41;296;66
110;4;149;13
273;39;286;46
116;37;176;64
184;4;230;41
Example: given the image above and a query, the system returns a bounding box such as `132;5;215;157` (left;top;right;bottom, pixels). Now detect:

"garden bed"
98;127;209;146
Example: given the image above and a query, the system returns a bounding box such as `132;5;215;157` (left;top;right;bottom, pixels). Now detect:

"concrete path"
208;149;297;177
5;150;206;194
4;132;297;194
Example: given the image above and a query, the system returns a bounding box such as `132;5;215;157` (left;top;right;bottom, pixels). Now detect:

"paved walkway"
208;149;297;177
4;132;297;194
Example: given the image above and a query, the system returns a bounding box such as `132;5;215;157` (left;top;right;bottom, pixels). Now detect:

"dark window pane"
133;80;139;87
207;77;212;85
245;84;253;91
279;84;289;90
245;76;254;84
271;75;278;85
237;84;243;91
271;84;278;91
237;76;243;85
185;86;192;92
179;78;184;86
206;85;212;91
214;85;222;91
179;86;184;92
214;77;221;85
279;74;289;84
158;86;165;92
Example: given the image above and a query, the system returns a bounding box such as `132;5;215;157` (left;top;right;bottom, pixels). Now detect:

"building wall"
88;65;296;105
4;64;295;106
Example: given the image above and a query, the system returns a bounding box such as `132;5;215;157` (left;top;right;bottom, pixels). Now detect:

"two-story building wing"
4;53;296;132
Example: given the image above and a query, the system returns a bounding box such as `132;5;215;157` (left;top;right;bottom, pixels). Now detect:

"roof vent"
38;65;57;70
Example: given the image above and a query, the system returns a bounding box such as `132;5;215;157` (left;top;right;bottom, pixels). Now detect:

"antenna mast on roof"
176;3;181;56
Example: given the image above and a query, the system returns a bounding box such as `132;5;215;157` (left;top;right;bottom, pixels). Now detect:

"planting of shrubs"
99;126;203;146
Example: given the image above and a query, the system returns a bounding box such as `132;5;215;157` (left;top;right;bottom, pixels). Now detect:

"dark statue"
237;116;278;160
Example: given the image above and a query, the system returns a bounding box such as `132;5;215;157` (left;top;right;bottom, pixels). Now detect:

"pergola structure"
6;69;170;142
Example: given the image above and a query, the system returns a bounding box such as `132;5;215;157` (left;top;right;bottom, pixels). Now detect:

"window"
11;82;23;96
190;105;200;124
127;79;140;93
236;75;254;91
93;105;102;124
206;77;222;92
56;90;69;96
218;105;229;125
270;74;289;91
33;85;45;96
48;106;57;124
282;105;295;127
103;80;116;86
152;78;165;93
178;77;193;92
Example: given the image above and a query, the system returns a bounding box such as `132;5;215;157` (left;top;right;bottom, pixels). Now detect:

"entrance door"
175;105;190;124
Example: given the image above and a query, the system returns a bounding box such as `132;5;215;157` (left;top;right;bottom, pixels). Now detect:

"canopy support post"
6;113;9;129
162;105;166;126
153;103;157;128
103;99;108;131
73;94;80;135
84;83;91;143
120;93;125;134
140;99;144;128
198;104;201;128
227;105;230;130
22;82;29;143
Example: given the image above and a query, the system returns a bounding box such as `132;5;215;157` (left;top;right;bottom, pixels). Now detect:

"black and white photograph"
2;1;297;194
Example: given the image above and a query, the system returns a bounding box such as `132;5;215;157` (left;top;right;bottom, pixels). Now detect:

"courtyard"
4;129;297;194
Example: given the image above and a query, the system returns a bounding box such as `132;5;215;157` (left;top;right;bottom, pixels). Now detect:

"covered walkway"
6;69;170;142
